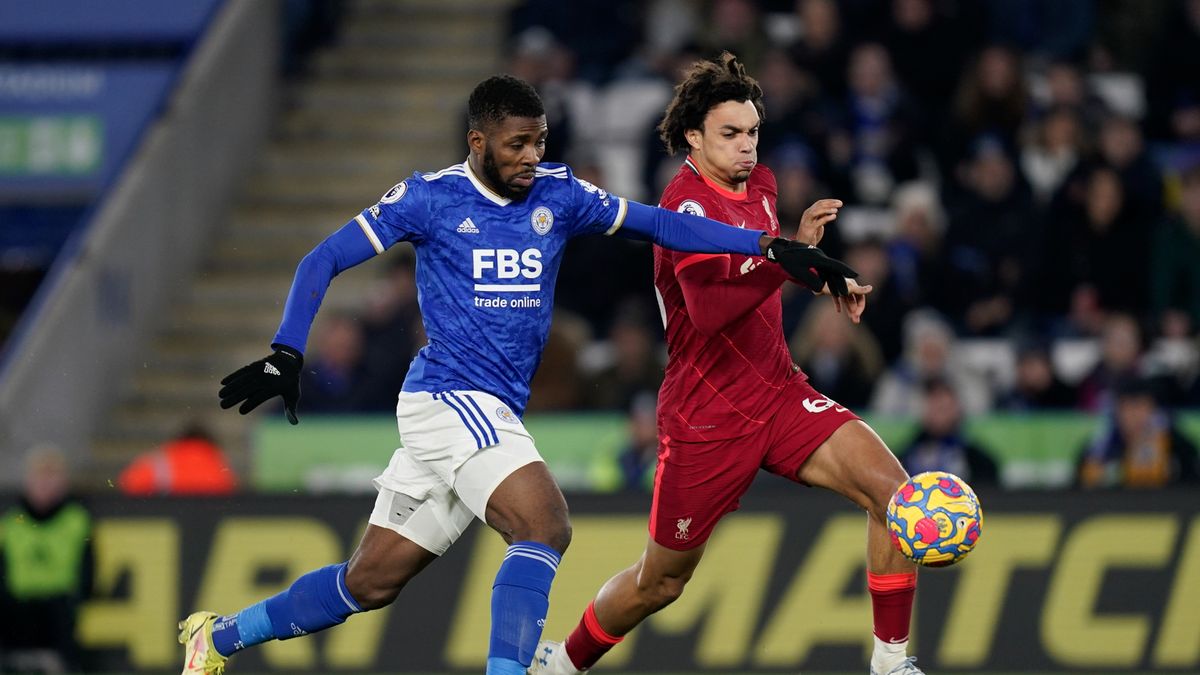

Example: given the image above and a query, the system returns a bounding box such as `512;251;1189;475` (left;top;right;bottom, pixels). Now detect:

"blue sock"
211;562;362;657
487;541;561;675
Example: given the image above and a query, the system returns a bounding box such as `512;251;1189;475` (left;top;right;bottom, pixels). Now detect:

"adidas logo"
457;217;480;234
264;363;281;376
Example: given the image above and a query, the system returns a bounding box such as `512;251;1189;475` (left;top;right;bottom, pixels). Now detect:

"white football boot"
527;640;584;675
871;656;925;674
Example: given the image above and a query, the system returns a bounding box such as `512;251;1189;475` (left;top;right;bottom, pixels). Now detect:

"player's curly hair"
658;52;765;156
468;75;545;132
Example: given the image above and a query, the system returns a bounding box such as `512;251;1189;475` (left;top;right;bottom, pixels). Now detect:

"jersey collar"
463;158;512;206
685;156;748;201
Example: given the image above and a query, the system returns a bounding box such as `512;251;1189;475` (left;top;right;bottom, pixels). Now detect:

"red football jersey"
654;157;804;442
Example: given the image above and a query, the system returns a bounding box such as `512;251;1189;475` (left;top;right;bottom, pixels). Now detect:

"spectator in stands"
1034;59;1108;131
941;134;1039;335
1076;376;1200;488
0;445;94;673
789;296;884;409
1077;312;1145;412
1095;112;1164;220
1020;104;1087;205
581;302;664;411
886;181;947;311
1044;164;1152;319
118;423;237;496
1151;161;1200;335
825;42;922;205
871;310;992;416
299;311;369;413
998;340;1077;410
941;44;1029;174
897;377;999;487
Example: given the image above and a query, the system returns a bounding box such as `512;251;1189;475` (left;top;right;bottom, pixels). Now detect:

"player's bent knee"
505;512;572;553
536;518;572;554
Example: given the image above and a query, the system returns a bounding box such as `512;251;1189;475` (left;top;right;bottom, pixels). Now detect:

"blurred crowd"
304;0;1200;423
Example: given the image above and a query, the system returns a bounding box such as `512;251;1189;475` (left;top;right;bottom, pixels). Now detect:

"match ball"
886;471;982;567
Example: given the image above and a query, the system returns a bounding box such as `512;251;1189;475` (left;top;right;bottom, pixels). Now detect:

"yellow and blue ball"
886;471;983;567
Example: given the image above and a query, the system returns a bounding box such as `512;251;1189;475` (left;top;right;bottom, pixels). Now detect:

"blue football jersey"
352;160;627;416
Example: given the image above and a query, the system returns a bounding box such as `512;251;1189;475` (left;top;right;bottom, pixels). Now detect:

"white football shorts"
367;390;542;555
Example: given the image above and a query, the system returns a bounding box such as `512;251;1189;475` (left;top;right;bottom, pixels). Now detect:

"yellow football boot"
178;611;228;675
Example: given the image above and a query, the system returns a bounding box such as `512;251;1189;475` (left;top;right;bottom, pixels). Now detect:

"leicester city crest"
496;407;519;424
531;206;554;235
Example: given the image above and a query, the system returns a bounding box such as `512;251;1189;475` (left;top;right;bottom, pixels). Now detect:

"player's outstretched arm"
217;221;377;425
616;199;767;255
615;200;858;296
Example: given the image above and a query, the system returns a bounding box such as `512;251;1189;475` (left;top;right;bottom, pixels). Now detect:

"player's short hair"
468;75;545;133
658;51;765;156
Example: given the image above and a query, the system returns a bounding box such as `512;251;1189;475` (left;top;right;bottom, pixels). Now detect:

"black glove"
764;238;858;297
218;345;303;425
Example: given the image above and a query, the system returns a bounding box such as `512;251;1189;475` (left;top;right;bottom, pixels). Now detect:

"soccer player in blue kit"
178;75;856;675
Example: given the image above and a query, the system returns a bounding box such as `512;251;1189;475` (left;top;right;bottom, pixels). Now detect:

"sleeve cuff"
354;213;385;254
604;197;628;236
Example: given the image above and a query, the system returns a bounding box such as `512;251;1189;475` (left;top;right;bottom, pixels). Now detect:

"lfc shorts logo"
675;517;692;540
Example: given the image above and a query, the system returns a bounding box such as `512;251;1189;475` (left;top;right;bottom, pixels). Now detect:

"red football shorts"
649;378;860;550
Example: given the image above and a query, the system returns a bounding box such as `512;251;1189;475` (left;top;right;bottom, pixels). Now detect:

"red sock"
563;601;623;670
867;571;916;643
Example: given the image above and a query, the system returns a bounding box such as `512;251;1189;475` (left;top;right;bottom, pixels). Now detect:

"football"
887;471;983;567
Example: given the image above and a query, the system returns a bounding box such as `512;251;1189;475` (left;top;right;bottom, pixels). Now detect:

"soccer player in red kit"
530;53;922;675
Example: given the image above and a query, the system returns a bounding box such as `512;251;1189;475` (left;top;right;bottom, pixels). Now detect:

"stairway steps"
278;108;460;143
291;79;471;112
338;16;497;47
312;47;497;79
246;174;401;204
